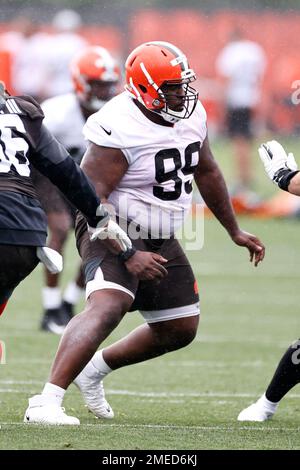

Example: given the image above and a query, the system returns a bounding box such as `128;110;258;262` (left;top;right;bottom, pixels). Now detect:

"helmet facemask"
78;79;117;112
153;79;198;123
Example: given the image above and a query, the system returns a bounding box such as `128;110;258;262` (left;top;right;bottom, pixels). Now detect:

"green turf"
1;138;300;449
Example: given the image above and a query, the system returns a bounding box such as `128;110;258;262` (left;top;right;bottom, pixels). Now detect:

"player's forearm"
196;167;240;237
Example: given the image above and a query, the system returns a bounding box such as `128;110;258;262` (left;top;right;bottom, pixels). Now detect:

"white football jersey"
41;93;86;155
216;40;266;108
84;92;207;237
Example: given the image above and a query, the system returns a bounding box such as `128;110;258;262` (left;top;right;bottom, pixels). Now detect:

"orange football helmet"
71;46;120;111
125;41;198;122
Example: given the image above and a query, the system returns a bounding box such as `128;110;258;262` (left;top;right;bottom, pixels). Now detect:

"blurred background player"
45;9;88;98
11;9;87;102
216;28;266;208
238;140;300;422
0;15;34;57
32;46;120;334
9;17;50;102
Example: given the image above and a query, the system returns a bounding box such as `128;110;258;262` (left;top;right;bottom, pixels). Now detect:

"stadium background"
2;0;300;134
1;0;300;450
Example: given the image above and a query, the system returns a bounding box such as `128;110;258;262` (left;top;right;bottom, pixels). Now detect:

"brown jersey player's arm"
195;136;265;266
30;125;106;228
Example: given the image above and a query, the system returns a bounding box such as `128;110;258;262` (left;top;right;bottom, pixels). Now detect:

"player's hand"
231;230;265;267
258;140;298;184
125;251;168;280
88;219;132;252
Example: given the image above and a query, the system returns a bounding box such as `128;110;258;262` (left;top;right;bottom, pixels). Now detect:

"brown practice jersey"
0;95;101;246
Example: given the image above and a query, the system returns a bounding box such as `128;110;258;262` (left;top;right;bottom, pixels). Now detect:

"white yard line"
0;333;51;338
0;422;300;432
0;388;37;393
1;386;300;399
8;359;52;364
0;380;43;384
0;360;266;372
195;336;289;346
166;360;265;367
0;331;289;347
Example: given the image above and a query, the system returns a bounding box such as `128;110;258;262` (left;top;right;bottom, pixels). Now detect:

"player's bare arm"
80;142;129;202
195;136;265;266
81;143;168;280
287;174;300;195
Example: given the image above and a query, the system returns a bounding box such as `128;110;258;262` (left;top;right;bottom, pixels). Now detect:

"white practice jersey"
216;40;266;109
41;93;86;160
84;92;207;237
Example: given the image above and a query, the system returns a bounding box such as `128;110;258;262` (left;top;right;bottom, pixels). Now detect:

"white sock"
42;287;61;310
41;382;66;407
258;393;279;412
84;350;112;380
63;282;84;305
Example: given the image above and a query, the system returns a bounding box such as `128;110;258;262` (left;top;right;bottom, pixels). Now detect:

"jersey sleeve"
14;95;45;120
11;95;45;150
83;112;132;163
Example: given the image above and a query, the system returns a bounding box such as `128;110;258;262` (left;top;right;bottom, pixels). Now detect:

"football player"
32;46;120;334
238;140;300;422
25;41;265;425
0;82;129;320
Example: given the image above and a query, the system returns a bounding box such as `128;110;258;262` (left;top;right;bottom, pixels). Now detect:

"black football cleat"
40;308;67;335
60;300;74;323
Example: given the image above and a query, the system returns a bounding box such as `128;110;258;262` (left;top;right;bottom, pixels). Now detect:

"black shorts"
77;225;200;324
226;107;253;138
0;245;39;303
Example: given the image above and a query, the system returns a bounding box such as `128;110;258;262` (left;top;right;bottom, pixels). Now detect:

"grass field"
1;138;300;450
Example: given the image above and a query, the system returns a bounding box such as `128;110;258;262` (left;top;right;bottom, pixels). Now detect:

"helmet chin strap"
158;110;180;123
152;108;180;124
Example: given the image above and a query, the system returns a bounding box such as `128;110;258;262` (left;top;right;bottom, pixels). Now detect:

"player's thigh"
148;314;200;346
47;211;72;236
0;245;39;291
78;229;138;310
132;238;200;324
86;288;134;324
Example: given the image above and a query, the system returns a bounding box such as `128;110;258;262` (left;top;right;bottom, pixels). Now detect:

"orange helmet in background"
71;46;120;111
125;41;198;123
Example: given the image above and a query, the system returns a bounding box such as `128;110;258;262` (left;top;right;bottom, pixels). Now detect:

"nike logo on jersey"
100;125;112;136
